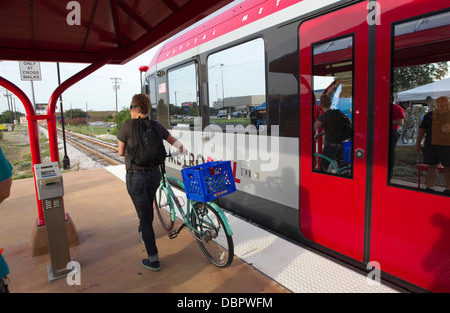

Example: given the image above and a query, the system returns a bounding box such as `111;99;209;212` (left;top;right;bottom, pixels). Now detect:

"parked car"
232;111;246;118
217;110;228;118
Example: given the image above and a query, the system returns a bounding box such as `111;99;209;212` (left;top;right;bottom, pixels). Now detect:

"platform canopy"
0;0;232;64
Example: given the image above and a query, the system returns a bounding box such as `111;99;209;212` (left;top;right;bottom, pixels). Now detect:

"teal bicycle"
314;153;352;176
153;155;235;268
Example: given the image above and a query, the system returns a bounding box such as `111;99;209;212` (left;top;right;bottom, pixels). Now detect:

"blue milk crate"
181;161;236;202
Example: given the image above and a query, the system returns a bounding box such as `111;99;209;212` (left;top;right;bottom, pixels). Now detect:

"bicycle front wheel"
154;186;174;231
190;202;234;268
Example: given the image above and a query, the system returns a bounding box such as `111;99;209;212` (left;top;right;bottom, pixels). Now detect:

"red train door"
299;2;369;261
370;0;450;292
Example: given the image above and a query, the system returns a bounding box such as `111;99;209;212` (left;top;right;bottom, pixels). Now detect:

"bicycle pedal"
168;230;178;239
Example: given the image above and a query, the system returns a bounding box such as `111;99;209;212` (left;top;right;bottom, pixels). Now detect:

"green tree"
0;110;24;123
104;114;113;122
65;108;86;120
393;62;449;94
112;107;131;135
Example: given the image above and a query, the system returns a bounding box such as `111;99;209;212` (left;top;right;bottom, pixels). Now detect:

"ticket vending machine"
34;162;71;281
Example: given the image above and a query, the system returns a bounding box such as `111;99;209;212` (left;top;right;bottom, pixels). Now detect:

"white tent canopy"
397;77;450;102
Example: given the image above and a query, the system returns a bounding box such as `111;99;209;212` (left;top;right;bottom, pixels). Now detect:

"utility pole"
110;77;121;113
30;81;36;112
3;89;14;130
57;62;70;169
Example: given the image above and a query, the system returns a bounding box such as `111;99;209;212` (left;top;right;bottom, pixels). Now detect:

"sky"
0;46;160;114
0;0;243;116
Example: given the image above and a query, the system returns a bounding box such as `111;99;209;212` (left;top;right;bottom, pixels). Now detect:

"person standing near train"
118;94;185;271
0;146;12;292
416;96;450;195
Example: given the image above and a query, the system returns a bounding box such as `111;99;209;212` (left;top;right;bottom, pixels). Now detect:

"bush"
16;161;32;171
69;117;87;126
113;108;131;134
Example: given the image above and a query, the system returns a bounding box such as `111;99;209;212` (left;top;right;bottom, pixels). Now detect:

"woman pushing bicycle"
118;93;186;272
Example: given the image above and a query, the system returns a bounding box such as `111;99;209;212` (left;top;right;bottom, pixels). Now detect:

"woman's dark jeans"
126;169;161;260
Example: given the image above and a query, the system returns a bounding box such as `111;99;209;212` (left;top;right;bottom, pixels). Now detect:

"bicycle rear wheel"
154;186;174;231
190;202;234;268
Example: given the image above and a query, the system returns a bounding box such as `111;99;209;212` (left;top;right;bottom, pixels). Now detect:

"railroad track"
56;128;124;166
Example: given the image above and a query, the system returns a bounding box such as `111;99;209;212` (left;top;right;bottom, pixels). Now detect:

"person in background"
0;146;13;204
416;96;450;195
389;103;405;180
313;94;351;171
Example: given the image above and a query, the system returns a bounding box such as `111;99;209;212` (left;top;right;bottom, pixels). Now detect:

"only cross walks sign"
19;61;42;81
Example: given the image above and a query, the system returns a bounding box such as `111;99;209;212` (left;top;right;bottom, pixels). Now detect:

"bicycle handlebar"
167;151;179;158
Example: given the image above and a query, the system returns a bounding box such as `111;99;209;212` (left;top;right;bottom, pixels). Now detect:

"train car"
142;0;450;292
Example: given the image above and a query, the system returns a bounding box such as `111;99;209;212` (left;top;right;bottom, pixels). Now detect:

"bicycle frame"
157;170;233;237
313;153;352;174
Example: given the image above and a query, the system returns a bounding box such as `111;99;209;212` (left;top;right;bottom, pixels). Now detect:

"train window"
167;62;199;126
312;36;354;177
390;11;450;195
207;38;266;132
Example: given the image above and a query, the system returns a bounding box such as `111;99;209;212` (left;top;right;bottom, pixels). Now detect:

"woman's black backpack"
127;117;166;167
334;109;352;141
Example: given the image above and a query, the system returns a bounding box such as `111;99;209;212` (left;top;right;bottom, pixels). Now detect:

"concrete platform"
0;168;288;293
1;165;402;293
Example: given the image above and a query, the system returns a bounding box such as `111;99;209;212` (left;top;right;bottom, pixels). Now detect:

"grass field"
0;125;49;179
65;125;113;136
0;124;114;180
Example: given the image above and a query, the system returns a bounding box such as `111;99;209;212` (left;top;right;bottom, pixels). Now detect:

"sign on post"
19;61;42;81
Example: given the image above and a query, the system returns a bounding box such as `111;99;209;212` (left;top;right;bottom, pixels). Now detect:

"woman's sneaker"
142;259;160;271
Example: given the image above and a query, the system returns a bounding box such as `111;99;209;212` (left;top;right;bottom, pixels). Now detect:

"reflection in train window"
390;11;450;196
207;38;266;132
148;75;157;120
167;62;199;126
312;36;354;177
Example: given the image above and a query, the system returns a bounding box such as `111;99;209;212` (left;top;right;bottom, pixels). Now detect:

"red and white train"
141;0;450;292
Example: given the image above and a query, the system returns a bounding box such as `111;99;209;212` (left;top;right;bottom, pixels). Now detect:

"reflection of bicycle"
314;153;352;176
401;124;417;144
154;155;235;268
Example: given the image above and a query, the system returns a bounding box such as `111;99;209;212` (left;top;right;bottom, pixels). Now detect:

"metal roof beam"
160;0;181;13
116;0;152;32
82;0;100;51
